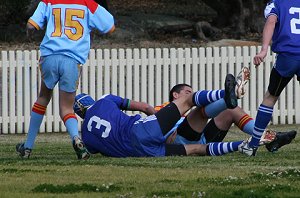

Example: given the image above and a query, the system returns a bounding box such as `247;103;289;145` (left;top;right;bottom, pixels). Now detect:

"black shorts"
268;68;294;97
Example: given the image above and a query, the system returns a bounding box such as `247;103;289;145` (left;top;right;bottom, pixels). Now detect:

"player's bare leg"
59;90;90;160
16;81;52;158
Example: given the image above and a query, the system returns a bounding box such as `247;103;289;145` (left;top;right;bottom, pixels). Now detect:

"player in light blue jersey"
239;0;300;156
74;74;251;157
16;0;115;160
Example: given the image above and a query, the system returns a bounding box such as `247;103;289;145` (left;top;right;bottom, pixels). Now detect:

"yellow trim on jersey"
28;19;40;30
154;102;170;112
108;25;115;33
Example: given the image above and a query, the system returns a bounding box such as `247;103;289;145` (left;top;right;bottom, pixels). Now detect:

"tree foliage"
201;0;268;37
0;0;31;26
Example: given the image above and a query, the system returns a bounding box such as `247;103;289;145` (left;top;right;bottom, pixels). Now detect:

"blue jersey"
81;94;141;157
28;0;114;64
266;0;300;58
81;94;166;157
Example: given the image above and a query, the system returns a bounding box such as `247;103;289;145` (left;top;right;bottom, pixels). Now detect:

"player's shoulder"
264;0;279;18
42;0;99;13
267;0;294;7
154;102;170;112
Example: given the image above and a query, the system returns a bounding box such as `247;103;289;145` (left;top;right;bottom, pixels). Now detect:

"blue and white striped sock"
193;90;225;107
249;104;273;147
207;141;243;156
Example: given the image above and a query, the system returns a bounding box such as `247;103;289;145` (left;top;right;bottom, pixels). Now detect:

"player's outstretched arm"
128;100;156;115
253;15;277;67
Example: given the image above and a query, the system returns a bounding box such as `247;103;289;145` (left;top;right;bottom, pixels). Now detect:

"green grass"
0;125;299;198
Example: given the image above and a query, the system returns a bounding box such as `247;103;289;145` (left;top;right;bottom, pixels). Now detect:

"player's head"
73;93;95;119
169;84;193;102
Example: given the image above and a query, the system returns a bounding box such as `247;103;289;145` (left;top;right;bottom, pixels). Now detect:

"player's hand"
253;50;267;68
26;23;36;41
144;105;156;116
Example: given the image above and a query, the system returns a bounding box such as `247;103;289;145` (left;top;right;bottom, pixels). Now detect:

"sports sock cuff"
206;145;211;156
63;113;77;123
32;102;46;115
237;114;253;130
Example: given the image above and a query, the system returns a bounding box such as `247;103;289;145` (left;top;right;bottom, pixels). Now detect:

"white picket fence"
1;46;300;134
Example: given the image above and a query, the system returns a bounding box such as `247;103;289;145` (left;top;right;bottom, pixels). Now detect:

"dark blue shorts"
131;115;166;157
274;54;300;78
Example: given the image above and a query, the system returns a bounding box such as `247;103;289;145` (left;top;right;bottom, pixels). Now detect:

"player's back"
267;0;300;56
29;0;114;63
81;98;142;157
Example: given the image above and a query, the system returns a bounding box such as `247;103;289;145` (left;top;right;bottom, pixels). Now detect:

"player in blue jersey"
239;0;300;156
16;0;115;160
74;74;251;157
159;83;296;152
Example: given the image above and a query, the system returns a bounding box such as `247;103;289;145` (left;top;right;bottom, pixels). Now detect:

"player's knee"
263;91;278;106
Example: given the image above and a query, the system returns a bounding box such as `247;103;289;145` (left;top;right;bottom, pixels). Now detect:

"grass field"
0;125;299;198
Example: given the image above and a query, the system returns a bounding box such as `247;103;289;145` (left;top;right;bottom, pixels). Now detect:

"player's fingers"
253;57;260;65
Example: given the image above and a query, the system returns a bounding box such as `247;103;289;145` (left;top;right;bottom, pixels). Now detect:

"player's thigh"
58;56;81;93
268;68;293;96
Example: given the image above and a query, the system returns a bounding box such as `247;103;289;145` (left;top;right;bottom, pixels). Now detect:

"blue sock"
193;90;225;107
64;115;79;141
207;141;243;156
249;104;273;147
24;112;44;149
203;99;227;118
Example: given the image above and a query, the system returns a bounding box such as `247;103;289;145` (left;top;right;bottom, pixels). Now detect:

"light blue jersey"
266;0;300;59
28;0;114;64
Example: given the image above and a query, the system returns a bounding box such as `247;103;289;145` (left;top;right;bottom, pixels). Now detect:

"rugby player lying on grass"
74;74;256;157
156;68;296;154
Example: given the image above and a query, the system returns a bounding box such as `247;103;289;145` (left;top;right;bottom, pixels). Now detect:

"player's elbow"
108;25;115;34
27;19;40;30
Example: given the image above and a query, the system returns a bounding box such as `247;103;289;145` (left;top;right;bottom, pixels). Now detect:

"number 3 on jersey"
290;7;300;34
87;116;111;138
51;8;84;41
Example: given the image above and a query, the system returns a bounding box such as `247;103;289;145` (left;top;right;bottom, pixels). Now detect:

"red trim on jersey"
42;0;98;14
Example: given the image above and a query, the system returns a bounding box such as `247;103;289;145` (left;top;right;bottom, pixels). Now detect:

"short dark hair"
168;84;192;102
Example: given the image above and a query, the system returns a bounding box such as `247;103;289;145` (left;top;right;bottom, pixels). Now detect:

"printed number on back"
87;116;111;138
290;7;300;34
51;8;84;41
